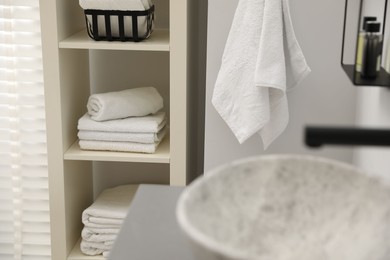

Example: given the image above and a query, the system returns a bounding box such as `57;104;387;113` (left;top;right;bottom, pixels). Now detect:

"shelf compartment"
68;238;105;260
340;0;389;87
64;135;170;163
59;29;169;51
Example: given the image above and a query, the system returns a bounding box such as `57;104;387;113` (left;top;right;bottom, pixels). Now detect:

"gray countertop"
109;184;195;260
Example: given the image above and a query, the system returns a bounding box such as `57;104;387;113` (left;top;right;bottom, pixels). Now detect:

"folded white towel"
80;239;112;256
82;226;120;235
87;87;163;122
82;185;139;229
105;241;115;246
82;227;119;243
78;111;166;133
78;126;167;144
79;139;162;153
212;0;310;149
80;0;152;11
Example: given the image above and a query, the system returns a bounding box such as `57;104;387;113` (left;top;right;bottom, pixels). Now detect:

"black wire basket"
84;5;154;42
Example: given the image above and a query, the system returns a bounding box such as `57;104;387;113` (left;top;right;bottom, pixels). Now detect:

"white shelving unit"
59;29;170;51
39;0;206;259
64;135;170;163
68;240;104;260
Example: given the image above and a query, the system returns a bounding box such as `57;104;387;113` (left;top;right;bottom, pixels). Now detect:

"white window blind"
0;1;51;260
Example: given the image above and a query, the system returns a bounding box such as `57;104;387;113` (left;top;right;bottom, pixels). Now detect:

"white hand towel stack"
80;185;139;258
78;87;167;153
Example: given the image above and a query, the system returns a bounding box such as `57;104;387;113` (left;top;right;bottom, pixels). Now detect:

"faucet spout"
305;127;390;148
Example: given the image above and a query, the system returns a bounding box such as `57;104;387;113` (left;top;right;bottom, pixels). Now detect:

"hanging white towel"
87;87;163;122
78;111;166;133
212;0;311;149
79;139;162;153
78;126;167;144
82;185;139;229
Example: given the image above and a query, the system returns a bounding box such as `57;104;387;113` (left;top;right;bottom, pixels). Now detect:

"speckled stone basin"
176;155;390;260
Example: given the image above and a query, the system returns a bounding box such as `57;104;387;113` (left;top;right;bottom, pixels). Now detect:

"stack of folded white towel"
80;185;139;257
77;87;167;153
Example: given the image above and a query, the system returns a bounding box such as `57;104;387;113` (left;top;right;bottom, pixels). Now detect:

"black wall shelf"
341;0;390;87
342;64;390;87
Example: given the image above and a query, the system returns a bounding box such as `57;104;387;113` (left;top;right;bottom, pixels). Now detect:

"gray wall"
204;0;358;171
354;0;390;181
354;88;390;181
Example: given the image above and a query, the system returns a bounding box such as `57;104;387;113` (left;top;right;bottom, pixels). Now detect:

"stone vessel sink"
176;155;390;260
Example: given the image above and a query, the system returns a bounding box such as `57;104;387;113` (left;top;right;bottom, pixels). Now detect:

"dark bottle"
361;22;383;78
355;16;377;72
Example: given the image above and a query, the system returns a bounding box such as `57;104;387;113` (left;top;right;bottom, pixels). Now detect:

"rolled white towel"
87;87;163;122
78;126;167;144
79;139;162;154
78;111;166;133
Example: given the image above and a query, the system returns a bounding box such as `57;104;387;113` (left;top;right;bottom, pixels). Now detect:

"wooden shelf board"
59;29;170;51
64;135;170;163
68;238;105;260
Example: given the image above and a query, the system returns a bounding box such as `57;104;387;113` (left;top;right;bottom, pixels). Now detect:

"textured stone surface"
177;155;390;260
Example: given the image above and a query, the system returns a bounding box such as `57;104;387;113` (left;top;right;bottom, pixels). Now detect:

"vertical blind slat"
0;0;51;259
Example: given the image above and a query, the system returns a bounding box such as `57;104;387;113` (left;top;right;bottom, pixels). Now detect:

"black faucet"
305;126;390;148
